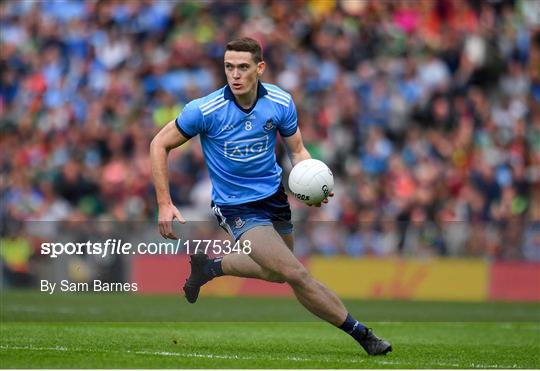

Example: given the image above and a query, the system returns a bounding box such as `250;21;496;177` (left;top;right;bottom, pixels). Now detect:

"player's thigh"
241;226;302;276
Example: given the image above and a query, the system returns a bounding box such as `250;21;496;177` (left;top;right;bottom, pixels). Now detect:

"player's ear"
257;61;266;76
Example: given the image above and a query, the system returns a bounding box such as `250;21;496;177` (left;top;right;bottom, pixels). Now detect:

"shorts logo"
224;135;269;162
264;119;275;131
234;217;245;229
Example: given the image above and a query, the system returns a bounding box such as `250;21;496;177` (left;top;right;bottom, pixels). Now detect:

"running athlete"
150;37;391;356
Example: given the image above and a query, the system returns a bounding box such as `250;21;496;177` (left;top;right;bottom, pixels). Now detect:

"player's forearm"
149;119;190;207
150;139;173;206
290;147;312;167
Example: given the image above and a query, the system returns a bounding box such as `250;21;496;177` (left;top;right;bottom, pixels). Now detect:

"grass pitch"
1;291;539;368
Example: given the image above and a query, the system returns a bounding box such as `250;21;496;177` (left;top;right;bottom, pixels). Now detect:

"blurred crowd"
1;0;540;261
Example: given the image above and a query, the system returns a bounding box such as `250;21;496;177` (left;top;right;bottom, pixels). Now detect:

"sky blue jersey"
175;81;298;205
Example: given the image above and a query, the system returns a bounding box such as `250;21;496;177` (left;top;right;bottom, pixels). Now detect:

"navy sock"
203;257;224;279
339;313;367;343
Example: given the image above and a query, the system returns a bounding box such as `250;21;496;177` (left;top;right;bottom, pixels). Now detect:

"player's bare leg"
220;232;293;282
221;253;284;282
240;226;347;325
183;232;290;301
184;228;346;323
183;225;391;355
238;226;391;355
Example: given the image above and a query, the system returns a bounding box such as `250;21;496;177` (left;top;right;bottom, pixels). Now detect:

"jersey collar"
224;81;268;113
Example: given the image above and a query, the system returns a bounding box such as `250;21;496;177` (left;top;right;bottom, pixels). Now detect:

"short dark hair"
225;37;263;63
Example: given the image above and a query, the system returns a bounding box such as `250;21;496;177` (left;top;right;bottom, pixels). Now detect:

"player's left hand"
307;192;334;207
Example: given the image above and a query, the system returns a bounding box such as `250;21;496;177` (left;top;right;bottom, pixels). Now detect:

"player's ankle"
338;313;367;342
203;257;224;279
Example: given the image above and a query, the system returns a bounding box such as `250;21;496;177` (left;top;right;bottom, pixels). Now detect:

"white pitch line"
0;345;68;351
1;345;332;363
0;344;522;368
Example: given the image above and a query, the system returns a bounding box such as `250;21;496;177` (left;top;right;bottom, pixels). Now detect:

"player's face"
224;51;265;98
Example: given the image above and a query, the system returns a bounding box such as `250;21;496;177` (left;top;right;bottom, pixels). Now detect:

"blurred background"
1;0;539;302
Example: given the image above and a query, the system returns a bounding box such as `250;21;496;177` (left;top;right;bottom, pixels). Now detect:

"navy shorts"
211;185;293;241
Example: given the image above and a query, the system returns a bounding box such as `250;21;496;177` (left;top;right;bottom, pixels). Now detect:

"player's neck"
233;85;258;109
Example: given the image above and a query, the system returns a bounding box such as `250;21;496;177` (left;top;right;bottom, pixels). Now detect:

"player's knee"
268;272;286;284
259;268;286;283
281;266;310;287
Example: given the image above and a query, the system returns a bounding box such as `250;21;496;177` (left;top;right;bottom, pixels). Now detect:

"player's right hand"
306;192;334;207
158;204;186;239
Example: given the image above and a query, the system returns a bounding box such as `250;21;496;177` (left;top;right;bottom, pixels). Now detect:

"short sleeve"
278;99;298;137
175;101;204;138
